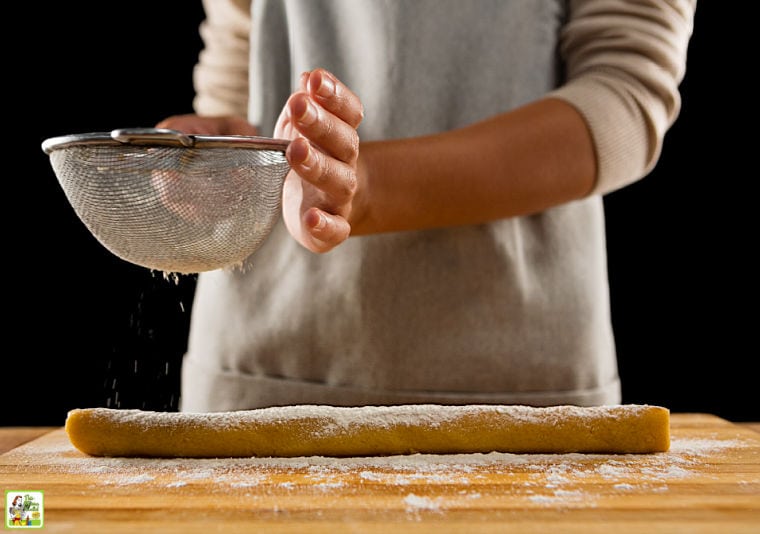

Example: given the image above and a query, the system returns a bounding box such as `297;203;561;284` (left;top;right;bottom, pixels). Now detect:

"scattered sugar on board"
5;434;752;512
404;494;442;512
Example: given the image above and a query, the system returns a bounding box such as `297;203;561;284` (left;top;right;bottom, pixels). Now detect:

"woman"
158;0;697;412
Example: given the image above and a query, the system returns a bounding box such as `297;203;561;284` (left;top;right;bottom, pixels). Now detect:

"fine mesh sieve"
42;128;290;274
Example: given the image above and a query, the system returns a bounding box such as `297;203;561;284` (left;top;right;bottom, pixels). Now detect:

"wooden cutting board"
1;413;759;533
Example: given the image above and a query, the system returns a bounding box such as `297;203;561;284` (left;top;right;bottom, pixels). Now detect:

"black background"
5;2;755;426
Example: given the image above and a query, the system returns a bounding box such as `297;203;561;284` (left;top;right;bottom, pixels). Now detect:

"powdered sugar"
670;437;746;455
70;403;661;434
105;473;155;485
3;430;756;514
404;493;441;512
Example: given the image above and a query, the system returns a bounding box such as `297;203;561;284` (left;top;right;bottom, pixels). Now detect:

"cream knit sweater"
180;0;696;411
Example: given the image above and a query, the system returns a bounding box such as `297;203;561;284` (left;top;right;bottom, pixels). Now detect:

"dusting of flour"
3;430;754;514
73;404;663;433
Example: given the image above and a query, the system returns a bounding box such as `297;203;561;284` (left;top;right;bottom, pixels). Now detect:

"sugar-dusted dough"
64;404;670;458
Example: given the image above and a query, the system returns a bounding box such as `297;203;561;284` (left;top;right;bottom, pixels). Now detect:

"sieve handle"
111;128;195;147
110;128;290;151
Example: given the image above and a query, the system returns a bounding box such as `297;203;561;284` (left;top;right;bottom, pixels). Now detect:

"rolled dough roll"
64;404;670;458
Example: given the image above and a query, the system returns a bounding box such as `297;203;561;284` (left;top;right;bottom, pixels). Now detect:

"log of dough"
64;404;670;458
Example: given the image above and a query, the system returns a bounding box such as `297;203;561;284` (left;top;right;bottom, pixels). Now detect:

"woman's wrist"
346;97;597;237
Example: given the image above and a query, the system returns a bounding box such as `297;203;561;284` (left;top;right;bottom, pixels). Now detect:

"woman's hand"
274;68;364;253
157;71;364;254
155;115;259;136
151;115;260;223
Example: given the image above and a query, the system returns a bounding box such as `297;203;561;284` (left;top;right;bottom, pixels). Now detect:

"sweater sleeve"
192;0;252;117
549;0;696;195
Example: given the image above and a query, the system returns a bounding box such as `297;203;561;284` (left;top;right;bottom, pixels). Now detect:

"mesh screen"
49;144;289;273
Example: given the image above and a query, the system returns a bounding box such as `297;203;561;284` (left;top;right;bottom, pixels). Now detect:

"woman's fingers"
277;69;363;253
287;92;360;164
286;137;357;203
303;207;352;250
307;68;364;129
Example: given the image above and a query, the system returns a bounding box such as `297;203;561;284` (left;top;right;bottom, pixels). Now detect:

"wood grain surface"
1;414;759;533
0;427;57;455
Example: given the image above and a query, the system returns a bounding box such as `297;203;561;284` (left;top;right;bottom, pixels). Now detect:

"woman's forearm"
350;97;597;236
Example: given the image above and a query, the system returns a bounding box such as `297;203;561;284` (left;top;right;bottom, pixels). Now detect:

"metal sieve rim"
41;128;290;154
